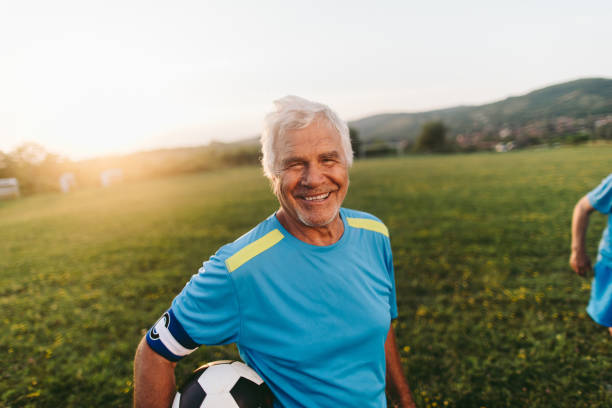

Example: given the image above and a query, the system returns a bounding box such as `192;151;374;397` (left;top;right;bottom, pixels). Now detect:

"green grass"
1;145;611;407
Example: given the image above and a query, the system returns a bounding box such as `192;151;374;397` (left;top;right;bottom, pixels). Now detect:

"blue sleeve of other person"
588;173;612;214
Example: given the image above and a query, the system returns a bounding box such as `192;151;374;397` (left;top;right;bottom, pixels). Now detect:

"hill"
349;78;612;147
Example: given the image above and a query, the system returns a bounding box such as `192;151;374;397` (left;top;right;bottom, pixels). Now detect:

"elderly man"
134;96;416;407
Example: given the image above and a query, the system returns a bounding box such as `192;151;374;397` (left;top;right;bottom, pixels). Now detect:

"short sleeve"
172;255;241;346
146;255;240;361
587;174;612;214
384;237;399;319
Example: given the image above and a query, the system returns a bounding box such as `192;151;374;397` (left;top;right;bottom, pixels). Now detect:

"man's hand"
570;249;592;276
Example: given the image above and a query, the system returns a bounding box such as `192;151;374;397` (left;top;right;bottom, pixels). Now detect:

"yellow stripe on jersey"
346;217;389;237
225;229;285;272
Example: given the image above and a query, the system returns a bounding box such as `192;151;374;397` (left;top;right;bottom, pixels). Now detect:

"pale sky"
1;0;611;159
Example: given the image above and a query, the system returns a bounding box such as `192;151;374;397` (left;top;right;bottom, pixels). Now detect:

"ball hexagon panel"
229;377;264;408
201;393;240;408
177;380;207;408
229;362;264;385
198;364;241;395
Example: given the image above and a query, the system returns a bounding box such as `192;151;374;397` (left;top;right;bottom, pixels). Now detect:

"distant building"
595;115;612;128
100;168;123;187
495;142;515;153
0;178;20;199
499;128;512;139
456;134;470;147
555;116;576;133
59;173;76;193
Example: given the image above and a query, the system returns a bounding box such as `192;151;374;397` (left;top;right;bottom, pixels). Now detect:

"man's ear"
270;175;281;197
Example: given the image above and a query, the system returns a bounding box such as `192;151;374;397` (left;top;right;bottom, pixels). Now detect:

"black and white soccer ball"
172;360;274;408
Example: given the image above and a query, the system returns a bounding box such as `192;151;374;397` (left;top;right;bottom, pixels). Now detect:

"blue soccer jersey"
586;173;612;327
146;208;398;408
587;173;612;263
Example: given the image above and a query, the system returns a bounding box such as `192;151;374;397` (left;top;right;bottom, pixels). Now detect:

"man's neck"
276;209;344;246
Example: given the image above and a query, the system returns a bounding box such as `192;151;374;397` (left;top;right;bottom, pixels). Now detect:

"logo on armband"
150;312;170;340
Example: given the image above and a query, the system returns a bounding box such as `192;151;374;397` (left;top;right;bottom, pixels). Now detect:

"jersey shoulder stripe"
346;217;389;237
225;228;284;272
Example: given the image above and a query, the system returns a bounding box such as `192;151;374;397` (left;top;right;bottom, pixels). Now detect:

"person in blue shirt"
133;95;416;407
570;173;612;336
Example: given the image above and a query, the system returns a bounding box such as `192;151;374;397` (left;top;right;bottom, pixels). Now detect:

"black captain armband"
146;309;199;361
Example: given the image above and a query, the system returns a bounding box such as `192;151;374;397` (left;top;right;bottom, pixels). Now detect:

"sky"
1;0;611;159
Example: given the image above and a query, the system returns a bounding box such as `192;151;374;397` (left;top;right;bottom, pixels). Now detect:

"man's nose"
301;163;325;187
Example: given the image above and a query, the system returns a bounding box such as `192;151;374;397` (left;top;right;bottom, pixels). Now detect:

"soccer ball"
172;360;274;408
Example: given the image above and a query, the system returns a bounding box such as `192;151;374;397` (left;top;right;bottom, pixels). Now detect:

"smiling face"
273;118;349;233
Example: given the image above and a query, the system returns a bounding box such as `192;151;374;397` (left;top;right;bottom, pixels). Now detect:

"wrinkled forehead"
275;118;341;156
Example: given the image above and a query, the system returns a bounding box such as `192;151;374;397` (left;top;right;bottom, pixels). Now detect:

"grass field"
1;144;611;407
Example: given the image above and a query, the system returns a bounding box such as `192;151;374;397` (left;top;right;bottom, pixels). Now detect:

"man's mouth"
303;192;330;201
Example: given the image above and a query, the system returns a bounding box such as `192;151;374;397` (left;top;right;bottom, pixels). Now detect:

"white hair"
260;95;353;180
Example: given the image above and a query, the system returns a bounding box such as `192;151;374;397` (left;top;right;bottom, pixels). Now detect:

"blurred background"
1;0;611;195
1;1;612;407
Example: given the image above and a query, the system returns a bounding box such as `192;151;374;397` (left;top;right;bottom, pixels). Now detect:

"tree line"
352;118;612;158
351;121;449;158
4;118;609;197
0;142;261;196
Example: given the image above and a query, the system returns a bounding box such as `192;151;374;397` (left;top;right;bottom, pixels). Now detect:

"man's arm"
385;325;416;408
570;195;596;276
133;336;177;408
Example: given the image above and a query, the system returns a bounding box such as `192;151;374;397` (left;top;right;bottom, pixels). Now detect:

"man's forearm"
134;337;177;408
385;325;416;408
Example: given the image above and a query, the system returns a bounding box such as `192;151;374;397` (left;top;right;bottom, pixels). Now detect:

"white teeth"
304;192;329;201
